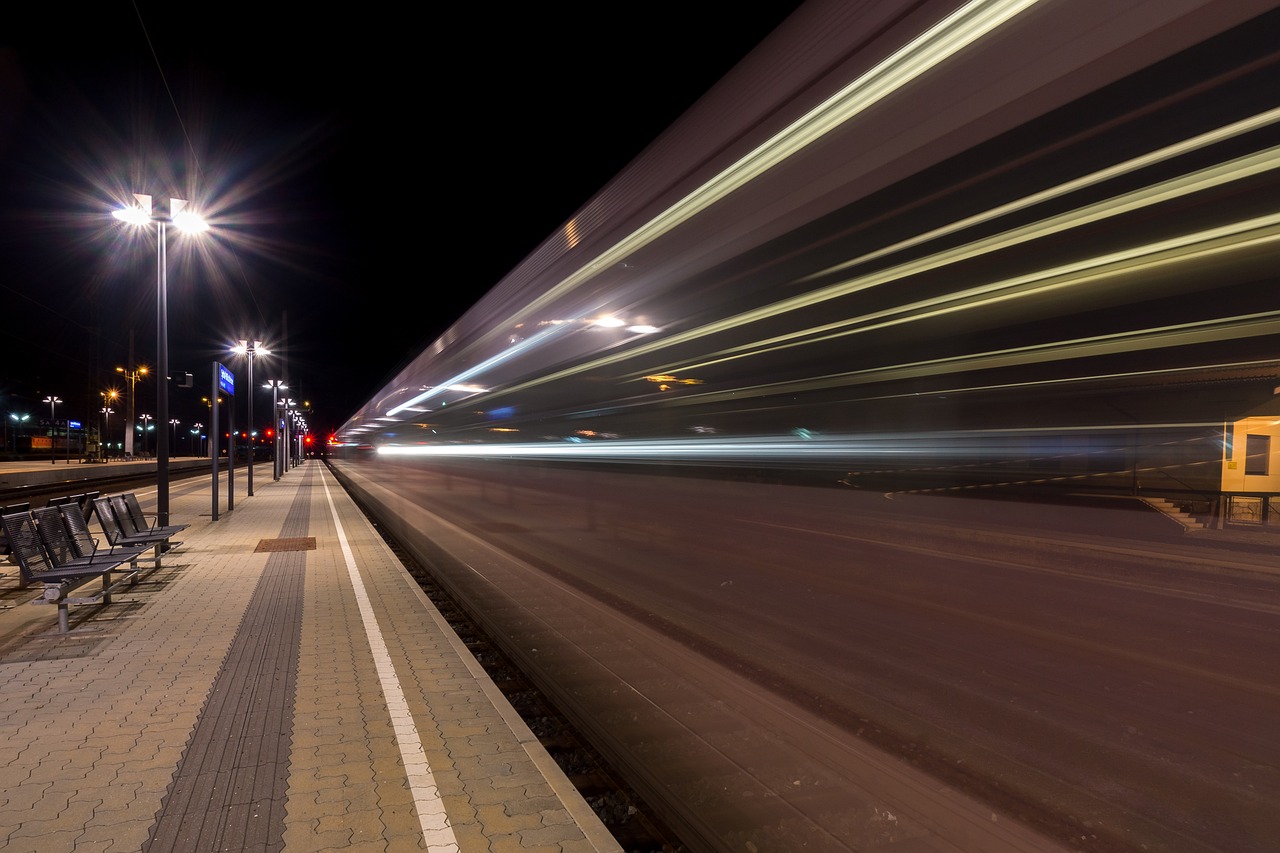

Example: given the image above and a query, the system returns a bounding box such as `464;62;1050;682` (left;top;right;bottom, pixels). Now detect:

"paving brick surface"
0;461;620;852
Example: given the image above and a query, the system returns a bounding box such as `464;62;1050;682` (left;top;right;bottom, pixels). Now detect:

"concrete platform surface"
0;460;621;853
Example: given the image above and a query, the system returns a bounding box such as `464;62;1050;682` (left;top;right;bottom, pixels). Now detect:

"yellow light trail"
505;0;1042;328
795;106;1280;285
655;311;1280;406
822;359;1280;406
459;104;1280;405
485;195;1280;403
668;210;1280;374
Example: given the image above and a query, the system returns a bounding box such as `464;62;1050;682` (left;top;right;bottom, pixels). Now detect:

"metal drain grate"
254;537;316;553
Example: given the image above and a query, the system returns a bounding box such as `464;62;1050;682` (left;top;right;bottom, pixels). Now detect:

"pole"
124;332;135;457
157;219;171;527
246;349;255;497
211;364;220;521
271;383;280;480
49;398;56;465
228;395;235;511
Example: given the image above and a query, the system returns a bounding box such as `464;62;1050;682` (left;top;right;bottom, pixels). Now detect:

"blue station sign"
218;363;235;396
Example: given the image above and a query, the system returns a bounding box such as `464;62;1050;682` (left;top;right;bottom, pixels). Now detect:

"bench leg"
58;601;70;634
102;573;112;606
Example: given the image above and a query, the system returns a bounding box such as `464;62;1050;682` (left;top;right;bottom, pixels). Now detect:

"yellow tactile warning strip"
254;537;316;552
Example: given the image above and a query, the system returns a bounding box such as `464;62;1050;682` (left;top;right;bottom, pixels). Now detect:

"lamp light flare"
174;210;210;232
113;197;208;232
112;206;151;226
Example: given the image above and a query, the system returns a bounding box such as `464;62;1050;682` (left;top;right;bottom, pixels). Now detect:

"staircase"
1140;497;1207;531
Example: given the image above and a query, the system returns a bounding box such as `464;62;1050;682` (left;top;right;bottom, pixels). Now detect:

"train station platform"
0;460;621;852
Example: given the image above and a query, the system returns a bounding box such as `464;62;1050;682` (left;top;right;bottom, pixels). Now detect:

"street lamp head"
232;340;270;357
114;194;208;232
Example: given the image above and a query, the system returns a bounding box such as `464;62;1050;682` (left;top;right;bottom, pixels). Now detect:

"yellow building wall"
1221;416;1280;492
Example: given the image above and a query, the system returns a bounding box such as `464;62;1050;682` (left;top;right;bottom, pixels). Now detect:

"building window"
1245;434;1270;476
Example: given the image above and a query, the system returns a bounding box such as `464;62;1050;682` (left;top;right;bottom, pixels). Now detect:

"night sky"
0;3;804;438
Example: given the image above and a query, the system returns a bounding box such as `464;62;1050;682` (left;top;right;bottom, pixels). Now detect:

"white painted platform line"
320;472;461;852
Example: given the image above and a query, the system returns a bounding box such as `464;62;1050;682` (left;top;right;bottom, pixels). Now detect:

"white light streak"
385;326;564;417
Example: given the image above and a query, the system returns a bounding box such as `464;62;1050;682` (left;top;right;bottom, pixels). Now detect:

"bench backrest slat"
80;492;100;523
2;511;55;580
123;494;152;532
110;495;144;537
60;505;99;559
33;507;79;567
93;497;126;545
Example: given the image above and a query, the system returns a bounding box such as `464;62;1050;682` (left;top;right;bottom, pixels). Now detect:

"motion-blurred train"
330;1;1280;850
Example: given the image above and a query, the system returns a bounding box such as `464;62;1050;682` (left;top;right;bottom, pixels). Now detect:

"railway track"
0;466;214;508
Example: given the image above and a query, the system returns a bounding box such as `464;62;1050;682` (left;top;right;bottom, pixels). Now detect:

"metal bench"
57;503;154;567
118;493;189;539
91;496;181;568
0;502;31;582
3;509;141;633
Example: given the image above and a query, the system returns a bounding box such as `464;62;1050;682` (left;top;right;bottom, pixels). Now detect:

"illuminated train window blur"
330;2;1280;851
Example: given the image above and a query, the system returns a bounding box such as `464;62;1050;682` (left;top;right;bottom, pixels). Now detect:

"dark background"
0;2;804;439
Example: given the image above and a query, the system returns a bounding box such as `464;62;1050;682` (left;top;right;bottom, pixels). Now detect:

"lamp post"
114;193;208;527
115;366;148;457
231;341;268;496
281;398;295;473
101;407;114;460
265;380;287;480
100;390;119;460
43;396;61;464
169;419;180;458
296;416;308;461
190;423;203;457
139;413;153;456
9;412;30;454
